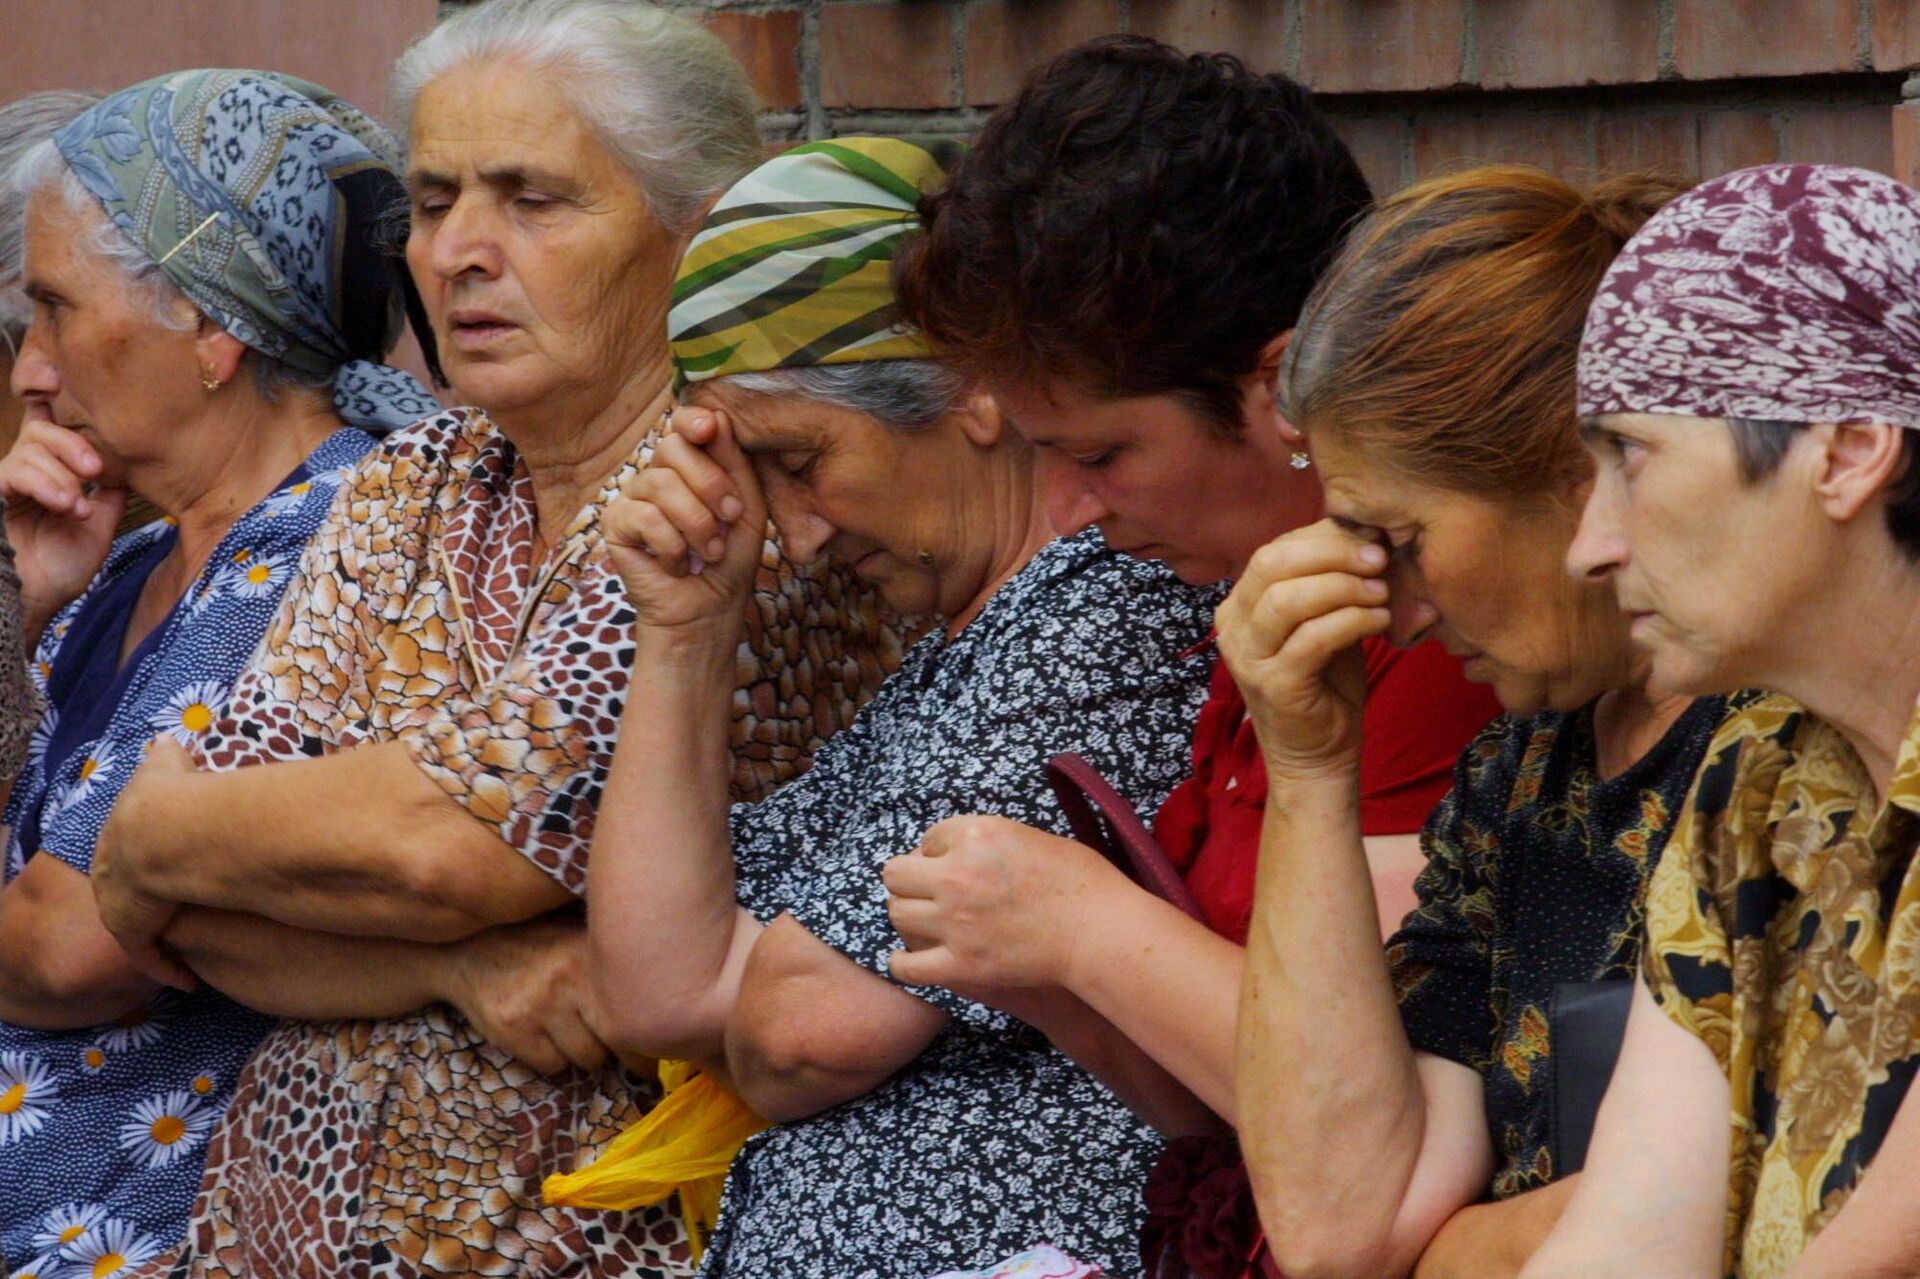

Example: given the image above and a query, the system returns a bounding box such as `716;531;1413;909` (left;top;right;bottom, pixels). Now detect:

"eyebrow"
1577;420;1610;444
736;430;817;457
407;163;578;194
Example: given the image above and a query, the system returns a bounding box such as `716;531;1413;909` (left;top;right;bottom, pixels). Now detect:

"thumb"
885;943;951;987
142;734;198;774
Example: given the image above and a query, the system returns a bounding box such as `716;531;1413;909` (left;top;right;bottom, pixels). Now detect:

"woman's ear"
1811;420;1907;526
192;316;248;389
952;389;1006;449
1240;328;1296;441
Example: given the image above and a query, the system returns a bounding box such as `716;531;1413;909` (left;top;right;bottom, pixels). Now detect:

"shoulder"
1685;690;1814;824
345;406;490;498
987;530;1221;673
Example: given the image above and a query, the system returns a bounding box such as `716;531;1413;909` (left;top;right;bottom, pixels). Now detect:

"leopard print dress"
136;408;907;1278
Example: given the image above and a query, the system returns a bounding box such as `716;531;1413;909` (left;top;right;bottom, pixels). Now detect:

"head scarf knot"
53;68;438;432
668;135;963;385
1577;163;1920;431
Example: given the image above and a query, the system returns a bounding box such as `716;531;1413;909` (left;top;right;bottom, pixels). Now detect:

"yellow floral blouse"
1644;691;1920;1278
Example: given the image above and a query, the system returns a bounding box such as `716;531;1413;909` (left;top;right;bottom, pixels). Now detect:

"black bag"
1547;979;1634;1175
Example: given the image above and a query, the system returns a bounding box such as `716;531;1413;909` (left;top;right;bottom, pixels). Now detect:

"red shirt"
1152;638;1501;944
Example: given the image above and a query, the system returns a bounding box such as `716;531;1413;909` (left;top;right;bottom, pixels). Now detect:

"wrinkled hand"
92;736;199;991
1215;519;1390;785
444;913;616;1076
883;814;1127;992
602;406;767;639
0;407;126;636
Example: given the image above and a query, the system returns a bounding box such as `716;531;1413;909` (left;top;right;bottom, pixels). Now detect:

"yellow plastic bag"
542;1059;768;1260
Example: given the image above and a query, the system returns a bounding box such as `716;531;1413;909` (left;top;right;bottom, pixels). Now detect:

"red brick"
1593;113;1699;179
705;10;804;111
1672;0;1861;80
1329;114;1408;196
1697;109;1779;176
1896;104;1920;190
1411;113;1590;181
1475;0;1659;88
1778;103;1896;175
1298;0;1467;93
1130;0;1288;67
963;0;1121;105
820;2;957;110
1875;0;1920;70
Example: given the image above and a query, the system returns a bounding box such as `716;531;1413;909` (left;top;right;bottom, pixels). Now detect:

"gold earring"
201;367;222;393
916;549;934;566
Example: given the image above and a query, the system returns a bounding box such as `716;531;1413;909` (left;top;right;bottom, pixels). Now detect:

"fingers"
548;1006;611;1074
885;942;958;988
879;852;941;900
885;894;945;949
641;439;737;565
1275;604;1393;671
2;446;94;516
1241;570;1389;652
127;940;200;993
508;1030;568;1077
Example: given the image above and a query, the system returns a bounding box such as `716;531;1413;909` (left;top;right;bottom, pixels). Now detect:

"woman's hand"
883;815;1129;993
602;405;767;642
0;409;126;640
91;737;199;991
1216;519;1390;786
442;913;617;1076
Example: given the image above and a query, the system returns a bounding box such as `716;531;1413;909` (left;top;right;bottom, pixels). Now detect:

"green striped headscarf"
668;136;961;384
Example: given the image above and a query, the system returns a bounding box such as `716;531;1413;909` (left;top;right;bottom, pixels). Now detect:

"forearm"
996;985;1222;1137
166;906;450;1021
1414;1178;1578;1279
0;857;156;1029
1058;886;1243;1124
113;742;562;941
0;942;154;1029
588;631;757;1056
1238;774;1440;1278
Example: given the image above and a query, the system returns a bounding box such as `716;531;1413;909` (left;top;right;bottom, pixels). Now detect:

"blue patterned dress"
0;427;375;1275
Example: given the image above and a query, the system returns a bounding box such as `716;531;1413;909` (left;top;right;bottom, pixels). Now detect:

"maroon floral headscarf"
1577;163;1920;430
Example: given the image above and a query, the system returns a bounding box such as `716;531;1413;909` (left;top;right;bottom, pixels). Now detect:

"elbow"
1264;1235;1407;1279
394;830;522;943
726;1007;855;1123
591;975;726;1064
1246;1149;1408;1279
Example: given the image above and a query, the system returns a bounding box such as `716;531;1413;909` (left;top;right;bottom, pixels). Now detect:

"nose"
1377;560;1439;647
1038;452;1108;536
1567;472;1628;583
8;322;59;402
417;197;505;285
762;483;835;564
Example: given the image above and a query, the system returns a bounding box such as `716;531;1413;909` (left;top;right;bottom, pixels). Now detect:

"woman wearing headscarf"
1520;164;1920;1278
591;134;1222;1277
0;68;434;1268
85;2;905;1275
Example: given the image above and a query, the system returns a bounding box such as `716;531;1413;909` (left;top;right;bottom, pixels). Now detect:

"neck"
1592;674;1695;782
945;456;1057;637
1764;549;1920;799
141;390;339;567
492;347;674;546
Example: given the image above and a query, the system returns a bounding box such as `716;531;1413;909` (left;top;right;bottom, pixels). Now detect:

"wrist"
1057;871;1153;998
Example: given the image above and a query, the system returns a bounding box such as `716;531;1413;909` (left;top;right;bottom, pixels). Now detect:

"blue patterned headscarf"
51;68;439;432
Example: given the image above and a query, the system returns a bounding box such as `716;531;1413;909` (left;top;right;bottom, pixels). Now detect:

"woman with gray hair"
84;2;904;1276
0;68;434;1269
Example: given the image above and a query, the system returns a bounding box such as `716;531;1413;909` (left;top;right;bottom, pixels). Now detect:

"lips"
446;308;518;350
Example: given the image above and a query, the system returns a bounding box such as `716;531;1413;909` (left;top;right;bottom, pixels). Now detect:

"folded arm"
0;852;157;1028
1518;979;1726;1279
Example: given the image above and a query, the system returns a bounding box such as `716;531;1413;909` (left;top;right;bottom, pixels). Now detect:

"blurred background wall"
10;0;1918;200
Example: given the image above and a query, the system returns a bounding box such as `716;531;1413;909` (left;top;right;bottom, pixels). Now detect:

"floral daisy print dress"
0;428;377;1276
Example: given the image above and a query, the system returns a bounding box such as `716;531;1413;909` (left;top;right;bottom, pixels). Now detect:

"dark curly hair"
895;35;1372;434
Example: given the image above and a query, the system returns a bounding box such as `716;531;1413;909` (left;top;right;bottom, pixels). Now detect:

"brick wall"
645;0;1920;195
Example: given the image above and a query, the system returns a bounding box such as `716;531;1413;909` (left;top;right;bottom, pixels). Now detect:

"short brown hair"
1286;166;1689;501
895;35;1371;433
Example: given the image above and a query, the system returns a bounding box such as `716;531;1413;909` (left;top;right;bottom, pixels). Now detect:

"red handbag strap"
1045;752;1205;922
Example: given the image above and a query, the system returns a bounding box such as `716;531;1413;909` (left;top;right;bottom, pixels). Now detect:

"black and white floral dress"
707;530;1219;1279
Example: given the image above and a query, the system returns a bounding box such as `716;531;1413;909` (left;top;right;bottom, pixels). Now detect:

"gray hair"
390;0;763;234
9;138;330;399
722;360;969;432
1;90;101;340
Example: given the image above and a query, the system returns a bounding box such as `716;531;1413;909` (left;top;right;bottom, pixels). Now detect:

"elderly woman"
590;134;1222;1277
76;3;898;1276
1521;165;1920;1279
0;69;435;1269
1171;166;1816;1279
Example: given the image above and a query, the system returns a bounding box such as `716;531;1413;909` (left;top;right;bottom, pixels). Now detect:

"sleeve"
1357;638;1501;837
745;559;1216;1030
396;566;632;897
193;470;376;772
1639;696;1801;1066
1386;721;1515;1074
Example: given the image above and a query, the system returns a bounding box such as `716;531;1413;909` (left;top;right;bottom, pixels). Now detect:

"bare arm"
1519;980;1726;1279
0;853;157;1028
1414;1177;1579;1279
1786;1077;1920;1278
94;738;573;949
725;913;948;1123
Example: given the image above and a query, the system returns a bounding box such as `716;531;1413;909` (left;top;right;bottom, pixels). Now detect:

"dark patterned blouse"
711;529;1220;1279
1388;690;1756;1197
